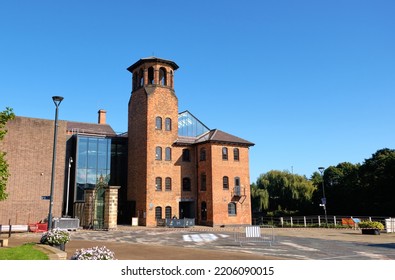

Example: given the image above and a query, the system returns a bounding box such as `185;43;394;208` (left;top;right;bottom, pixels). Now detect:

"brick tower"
127;57;179;226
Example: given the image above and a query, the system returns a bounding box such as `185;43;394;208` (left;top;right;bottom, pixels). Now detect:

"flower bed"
71;246;116;260
40;228;70;246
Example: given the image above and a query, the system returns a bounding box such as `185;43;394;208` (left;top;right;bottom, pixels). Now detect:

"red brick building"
127;57;254;226
0;57;254;227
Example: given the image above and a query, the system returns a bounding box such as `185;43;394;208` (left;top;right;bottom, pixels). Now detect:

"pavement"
3;226;395;260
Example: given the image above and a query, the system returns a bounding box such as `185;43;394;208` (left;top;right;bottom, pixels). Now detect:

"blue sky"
1;1;394;182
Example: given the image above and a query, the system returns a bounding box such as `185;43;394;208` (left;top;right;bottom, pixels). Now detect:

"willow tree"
0;107;15;200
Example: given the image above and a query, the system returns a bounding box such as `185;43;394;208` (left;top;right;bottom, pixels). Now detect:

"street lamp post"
48;96;64;230
318;166;328;227
64;156;73;217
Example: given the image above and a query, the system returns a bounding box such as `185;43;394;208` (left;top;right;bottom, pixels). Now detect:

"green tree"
359;148;395;216
255;170;316;215
251;182;269;212
0;107;15;201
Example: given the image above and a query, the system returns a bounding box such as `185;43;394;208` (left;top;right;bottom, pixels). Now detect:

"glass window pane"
77;137;88;169
87;138;98;169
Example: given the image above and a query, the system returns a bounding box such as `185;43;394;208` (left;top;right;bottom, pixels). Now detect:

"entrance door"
179;201;195;219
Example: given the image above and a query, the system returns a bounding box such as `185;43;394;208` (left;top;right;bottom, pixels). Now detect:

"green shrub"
358;220;384;230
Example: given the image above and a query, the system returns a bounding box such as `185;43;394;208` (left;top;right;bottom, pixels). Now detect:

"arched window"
182;177;191;191
165;206;172;219
165;147;172;161
228;203;237;216
200;173;206;191
201;201;207;221
165;118;172;131
148;67;154;84
155;177;162;191
155;206;162;220
234;177;241;196
155;116;162;130
233;148;240;161
223;176;229;190
165;177;172;191
222;147;228;160
132;71;137;90
159;67;167;86
200;147;206;161
155;146;162;160
139;68;144;86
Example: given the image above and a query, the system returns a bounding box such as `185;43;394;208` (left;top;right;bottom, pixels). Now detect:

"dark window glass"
200;173;206;191
165;118;172;131
233;148;239;161
165;177;172;191
182;149;190;161
155;177;162;191
223;176;229;189
155;147;162;160
165;206;172;219
155;117;162;130
200;148;206;161
165;147;171;161
222;147;228;160
201;202;207;221
182;177;191;191
155;206;162;220
228;203;237;216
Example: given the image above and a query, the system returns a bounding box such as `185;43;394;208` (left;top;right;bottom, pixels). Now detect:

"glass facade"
75;136;111;201
178;111;209;137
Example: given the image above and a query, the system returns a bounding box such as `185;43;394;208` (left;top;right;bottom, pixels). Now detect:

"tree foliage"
252;170;316;215
252;148;395;217
0;107;15;201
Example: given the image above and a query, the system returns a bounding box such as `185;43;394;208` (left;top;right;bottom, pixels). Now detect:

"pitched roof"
175;129;254;147
66;121;116;136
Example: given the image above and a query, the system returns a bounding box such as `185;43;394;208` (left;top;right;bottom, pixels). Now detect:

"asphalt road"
5;227;395;260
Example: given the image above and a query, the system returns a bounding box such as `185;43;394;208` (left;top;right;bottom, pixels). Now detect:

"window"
228;203;237;216
234;177;241;196
182;177;191;191
165;147;171;161
165;177;172;191
148;67;154;84
223;176;229;190
222;147;228;160
155;177;162;191
155;116;162;130
139;68;144;86
201;202;207;221
182;149;190;161
200;147;206;161
155;206;162;220
165;118;172;131
155;147;162;160
165;206;172;219
159;67;167;86
200;173;206;191
132;71;137;90
233;148;239;161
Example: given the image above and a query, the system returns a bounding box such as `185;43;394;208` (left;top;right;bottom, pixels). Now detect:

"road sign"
41;195;50;200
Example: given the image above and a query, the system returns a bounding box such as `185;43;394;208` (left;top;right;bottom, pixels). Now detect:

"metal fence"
252;215;392;230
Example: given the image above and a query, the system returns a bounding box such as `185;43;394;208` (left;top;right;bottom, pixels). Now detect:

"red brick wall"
0;117;67;225
210;144;252;226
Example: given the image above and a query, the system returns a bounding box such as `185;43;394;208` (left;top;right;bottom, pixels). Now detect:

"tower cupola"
127;57;179;92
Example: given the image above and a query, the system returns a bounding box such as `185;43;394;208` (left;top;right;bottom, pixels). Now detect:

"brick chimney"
98;109;107;124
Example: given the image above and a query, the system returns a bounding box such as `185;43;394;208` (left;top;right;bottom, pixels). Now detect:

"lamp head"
52;96;64;106
318;167;325;174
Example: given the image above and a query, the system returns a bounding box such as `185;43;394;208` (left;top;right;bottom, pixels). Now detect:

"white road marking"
280;242;319;251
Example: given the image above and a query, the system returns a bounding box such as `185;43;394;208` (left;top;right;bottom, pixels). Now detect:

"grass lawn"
0;243;49;260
